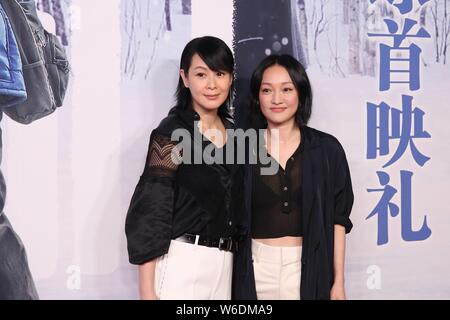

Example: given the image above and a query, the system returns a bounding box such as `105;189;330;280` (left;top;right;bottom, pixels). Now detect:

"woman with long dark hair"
126;36;243;300
233;54;354;300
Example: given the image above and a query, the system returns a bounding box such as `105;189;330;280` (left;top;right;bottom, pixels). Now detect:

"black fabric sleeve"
333;143;354;234
125;130;181;265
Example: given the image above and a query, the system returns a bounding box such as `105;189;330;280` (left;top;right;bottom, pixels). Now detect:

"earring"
228;89;234;115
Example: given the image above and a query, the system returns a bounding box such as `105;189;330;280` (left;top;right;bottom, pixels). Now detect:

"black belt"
174;233;238;253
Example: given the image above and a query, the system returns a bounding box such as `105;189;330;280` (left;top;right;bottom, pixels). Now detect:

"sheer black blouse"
125;107;244;265
251;142;303;238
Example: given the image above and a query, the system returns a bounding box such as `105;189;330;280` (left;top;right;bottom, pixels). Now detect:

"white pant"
252;239;302;300
154;239;233;300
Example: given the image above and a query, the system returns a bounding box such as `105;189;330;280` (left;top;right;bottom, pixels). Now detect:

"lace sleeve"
143;131;182;179
125;131;181;265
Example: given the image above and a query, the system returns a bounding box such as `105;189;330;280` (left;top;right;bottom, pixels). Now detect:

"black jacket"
232;125;354;300
125;106;245;265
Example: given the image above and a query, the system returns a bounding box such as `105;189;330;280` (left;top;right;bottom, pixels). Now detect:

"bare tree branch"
348;0;361;74
431;0;440;62
182;0;191;15
165;0;172;31
145;10;166;79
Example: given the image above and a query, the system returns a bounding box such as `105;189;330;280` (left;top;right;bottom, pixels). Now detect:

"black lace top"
125;107;244;265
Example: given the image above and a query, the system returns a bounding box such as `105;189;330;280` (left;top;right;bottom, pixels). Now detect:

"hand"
330;282;346;300
140;291;160;300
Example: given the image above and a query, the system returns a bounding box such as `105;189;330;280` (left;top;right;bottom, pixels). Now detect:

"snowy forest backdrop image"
119;3;192;300
235;0;449;299
286;0;450;299
290;0;450;75
235;0;449;81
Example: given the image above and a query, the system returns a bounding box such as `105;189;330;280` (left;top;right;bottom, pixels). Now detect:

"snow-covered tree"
182;0;191;15
296;0;310;66
348;0;361;74
362;1;377;76
430;0;450;64
165;0;172;31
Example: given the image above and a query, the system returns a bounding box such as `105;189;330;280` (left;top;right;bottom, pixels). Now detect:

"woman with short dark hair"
233;54;354;300
126;36;243;300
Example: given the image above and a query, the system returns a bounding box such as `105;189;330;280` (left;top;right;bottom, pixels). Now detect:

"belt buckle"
219;237;233;251
194;234;200;245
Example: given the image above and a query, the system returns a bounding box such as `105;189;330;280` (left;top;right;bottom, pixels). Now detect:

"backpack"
0;0;69;124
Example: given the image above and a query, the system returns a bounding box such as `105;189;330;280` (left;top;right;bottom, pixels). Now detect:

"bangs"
196;43;234;73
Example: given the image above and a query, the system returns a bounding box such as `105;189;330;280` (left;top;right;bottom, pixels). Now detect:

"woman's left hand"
330;282;346;300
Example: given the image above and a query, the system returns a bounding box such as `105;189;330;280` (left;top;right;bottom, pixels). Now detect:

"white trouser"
252;239;302;300
154;239;233;300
